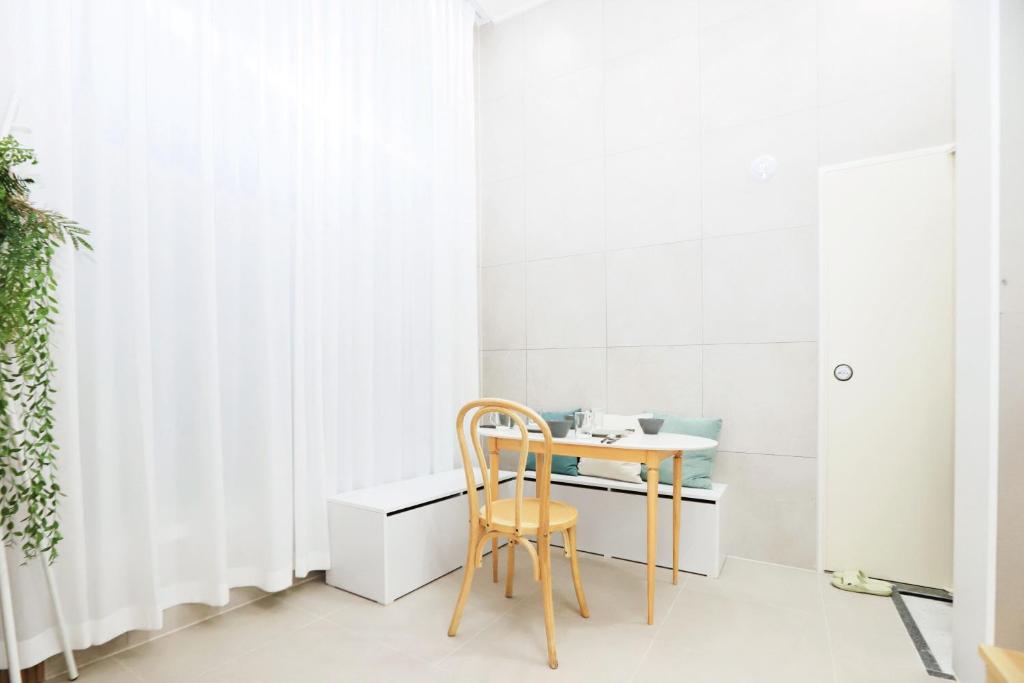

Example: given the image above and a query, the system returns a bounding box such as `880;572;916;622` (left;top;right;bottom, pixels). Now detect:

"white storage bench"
326;468;514;604
525;472;728;578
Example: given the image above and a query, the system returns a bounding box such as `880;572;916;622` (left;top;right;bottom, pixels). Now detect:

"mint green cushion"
525;409;579;476
640;415;721;489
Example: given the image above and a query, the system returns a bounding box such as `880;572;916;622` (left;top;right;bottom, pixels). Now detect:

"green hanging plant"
0;135;90;563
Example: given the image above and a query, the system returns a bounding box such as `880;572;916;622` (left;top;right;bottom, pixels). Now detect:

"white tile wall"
699;0;816;130
480;263;525;350
477;16;525;102
714;451;818;567
527;347;607;411
817;0;952;106
526;252;606;348
525;158;604;259
606;242;702;347
480;177;525;266
604;36;700;154
701;109;818;238
478;94;524;183
476;0;953;568
606;346;701;415
481;350;527;403
605;140;701;249
603;0;698;60
525;66;603;170
702;226;817;343
818;77;954;165
523;0;603;81
702;342;817;457
699;0;780;30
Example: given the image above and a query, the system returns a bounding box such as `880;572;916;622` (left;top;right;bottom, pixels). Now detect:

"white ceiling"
471;0;553;24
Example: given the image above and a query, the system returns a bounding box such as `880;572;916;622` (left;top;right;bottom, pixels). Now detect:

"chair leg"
448;524;479;637
539;534;558;669
567;526;589;618
505;540;516;598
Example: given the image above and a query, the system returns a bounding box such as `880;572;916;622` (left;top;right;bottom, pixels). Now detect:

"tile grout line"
111;656;146;682
696;0;706;401
518;21;529;371
628;576;685;683
480;221;818;269
817;571;842;683
602;0;610;414
484;339;820;353
434;604;515;668
118;611;332;682
726;554;820;573
696;0;706;410
433;580;526;668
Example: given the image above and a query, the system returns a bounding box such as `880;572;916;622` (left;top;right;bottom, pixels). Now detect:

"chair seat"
481;498;578;533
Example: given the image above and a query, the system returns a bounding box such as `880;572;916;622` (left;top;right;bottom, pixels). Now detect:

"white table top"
479;426;717;452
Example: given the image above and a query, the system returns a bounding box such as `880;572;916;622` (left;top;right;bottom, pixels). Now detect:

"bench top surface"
328;468;516;513
479;426;718;452
330;467;726;514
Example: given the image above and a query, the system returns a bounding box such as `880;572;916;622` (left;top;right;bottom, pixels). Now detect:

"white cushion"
599;412;652;432
577;458;642;484
578;413;652;484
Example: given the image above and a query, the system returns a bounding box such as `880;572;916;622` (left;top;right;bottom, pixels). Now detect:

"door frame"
815;144;956;574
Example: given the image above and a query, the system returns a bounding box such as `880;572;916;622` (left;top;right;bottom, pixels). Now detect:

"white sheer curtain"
0;0;477;667
290;1;479;575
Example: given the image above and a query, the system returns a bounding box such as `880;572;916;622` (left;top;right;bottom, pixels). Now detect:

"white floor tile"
60;557;943;682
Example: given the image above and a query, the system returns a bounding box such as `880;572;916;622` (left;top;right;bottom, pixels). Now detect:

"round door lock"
833;364;853;382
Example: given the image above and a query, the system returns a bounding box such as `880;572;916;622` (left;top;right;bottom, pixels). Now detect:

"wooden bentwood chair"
447;398;589;669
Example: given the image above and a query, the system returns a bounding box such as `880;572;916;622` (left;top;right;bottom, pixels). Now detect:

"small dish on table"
638;418;664;435
544;419;571;438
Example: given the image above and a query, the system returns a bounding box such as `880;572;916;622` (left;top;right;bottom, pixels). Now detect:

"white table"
480;427;718;625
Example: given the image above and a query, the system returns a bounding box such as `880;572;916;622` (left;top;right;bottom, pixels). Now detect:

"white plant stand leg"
42;560;77;680
0;549;79;682
0;547;21;683
3;95;74;681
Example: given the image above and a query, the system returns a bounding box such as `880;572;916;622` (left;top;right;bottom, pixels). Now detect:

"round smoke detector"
749;154;778;181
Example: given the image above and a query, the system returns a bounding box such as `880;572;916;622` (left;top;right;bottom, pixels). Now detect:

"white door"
821;146;955;589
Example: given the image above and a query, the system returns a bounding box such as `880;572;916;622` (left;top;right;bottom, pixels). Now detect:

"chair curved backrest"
455;398;553;537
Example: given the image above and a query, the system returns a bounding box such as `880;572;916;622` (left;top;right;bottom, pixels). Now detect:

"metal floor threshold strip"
890;582;954;679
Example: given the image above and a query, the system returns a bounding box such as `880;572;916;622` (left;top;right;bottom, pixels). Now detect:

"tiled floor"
62;555;937;682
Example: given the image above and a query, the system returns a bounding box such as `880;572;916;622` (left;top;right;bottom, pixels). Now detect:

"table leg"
646;455;658;625
673;453;682;585
489;443;500;583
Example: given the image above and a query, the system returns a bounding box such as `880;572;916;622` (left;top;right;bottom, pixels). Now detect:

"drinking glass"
490;412;512;429
573;410;594;437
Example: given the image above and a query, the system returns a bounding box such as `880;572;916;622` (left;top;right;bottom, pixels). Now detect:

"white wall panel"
476;0;953;569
